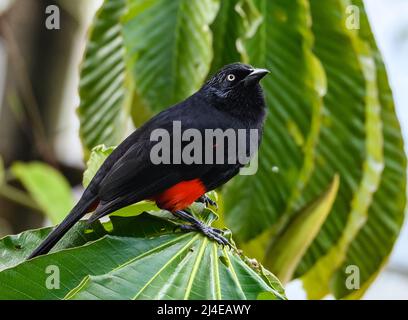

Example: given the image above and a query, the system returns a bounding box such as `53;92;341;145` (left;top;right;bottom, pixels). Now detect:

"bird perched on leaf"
28;63;269;259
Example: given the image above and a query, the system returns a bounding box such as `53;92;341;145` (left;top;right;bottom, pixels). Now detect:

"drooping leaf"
294;0;406;300
77;0;131;157
223;0;326;243
0;212;285;300
266;174;339;284
11;162;74;224
292;0;384;299
122;0;220;116
292;0;371;280
330;0;407;299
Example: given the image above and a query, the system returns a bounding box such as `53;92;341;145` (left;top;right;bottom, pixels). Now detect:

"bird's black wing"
89;95;247;221
89;110;217;220
90;138;209;221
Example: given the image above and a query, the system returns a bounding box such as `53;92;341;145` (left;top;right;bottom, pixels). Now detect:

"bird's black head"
202;63;269;119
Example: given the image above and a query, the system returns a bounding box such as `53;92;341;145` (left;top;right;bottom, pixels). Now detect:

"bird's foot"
197;195;218;210
179;223;231;247
173;210;230;247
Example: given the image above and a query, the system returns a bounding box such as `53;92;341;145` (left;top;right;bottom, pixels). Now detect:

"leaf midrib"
132;234;200;299
183;237;208;299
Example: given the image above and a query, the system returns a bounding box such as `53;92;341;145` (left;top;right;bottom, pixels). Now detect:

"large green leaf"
296;0;406;300
0;214;173;299
0;219;106;272
11;162;74;224
65;234;282;300
78;0;131;157
330;0;407;299
293;0;372;280
0;212;285;300
289;0;381;297
223;0;325;243
122;0;220;115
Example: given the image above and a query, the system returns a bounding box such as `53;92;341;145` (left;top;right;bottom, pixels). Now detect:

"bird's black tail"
27;191;98;259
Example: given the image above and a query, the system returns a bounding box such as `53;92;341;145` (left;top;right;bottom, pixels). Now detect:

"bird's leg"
173;210;230;247
196;195;218;209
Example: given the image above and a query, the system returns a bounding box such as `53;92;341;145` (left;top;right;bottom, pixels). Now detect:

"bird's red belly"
153;179;206;212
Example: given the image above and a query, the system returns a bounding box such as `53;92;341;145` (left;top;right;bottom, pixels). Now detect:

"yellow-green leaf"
83;145;115;188
266;175;339;284
11;162;74;224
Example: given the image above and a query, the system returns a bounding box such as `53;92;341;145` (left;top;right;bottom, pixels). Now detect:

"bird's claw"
179;223;232;248
198;195;218;210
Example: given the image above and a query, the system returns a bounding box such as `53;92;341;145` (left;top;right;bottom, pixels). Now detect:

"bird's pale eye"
227;74;236;82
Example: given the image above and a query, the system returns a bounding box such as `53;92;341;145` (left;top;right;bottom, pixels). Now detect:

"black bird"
28;63;269;259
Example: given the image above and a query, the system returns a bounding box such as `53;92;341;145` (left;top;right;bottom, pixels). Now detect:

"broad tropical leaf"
330;0;407;299
278;0;371;283
296;0;406;300
11;162;74;224
78;0;130;157
223;0;326;243
294;0;383;296
65;235;283;300
0;219;106;272
122;0;220;116
0;212;285;300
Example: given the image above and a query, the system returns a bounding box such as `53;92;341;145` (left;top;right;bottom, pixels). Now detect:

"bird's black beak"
244;68;270;86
